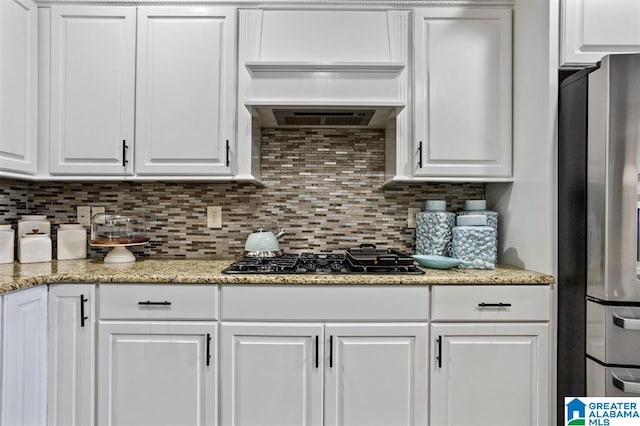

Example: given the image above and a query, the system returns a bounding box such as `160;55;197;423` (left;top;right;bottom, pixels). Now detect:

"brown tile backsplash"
1;129;484;258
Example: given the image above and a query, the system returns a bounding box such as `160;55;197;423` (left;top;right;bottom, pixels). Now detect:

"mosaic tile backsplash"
0;129;484;258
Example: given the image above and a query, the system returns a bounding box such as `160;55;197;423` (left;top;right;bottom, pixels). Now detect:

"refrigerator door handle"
612;371;640;394
612;312;640;330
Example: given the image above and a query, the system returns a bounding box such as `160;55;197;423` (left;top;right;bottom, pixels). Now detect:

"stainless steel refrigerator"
582;54;640;396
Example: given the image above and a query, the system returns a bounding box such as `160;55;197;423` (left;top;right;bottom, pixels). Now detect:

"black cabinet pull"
315;335;319;369
206;333;211;366
138;300;172;306
478;302;512;308
226;140;230;167
329;335;333;368
80;294;88;328
122;140;129;167
436;336;442;368
417;141;423;169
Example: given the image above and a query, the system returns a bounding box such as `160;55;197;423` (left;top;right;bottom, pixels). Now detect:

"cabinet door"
50;6;135;175
414;8;512;178
431;323;549;426
324;323;428;426
48;284;95;426
562;0;640;67
135;7;235;176
220;322;324;426
1;286;48;426
0;0;37;174
97;321;217;426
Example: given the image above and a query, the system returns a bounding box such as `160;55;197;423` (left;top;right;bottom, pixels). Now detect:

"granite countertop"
0;258;555;295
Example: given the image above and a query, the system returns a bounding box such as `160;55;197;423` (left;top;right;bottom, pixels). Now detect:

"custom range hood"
237;9;409;129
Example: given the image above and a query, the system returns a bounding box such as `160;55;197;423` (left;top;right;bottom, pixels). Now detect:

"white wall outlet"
77;206;91;227
91;206;105;221
407;208;421;229
207;206;222;229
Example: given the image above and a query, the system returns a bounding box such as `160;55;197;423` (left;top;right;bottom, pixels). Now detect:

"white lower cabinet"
220;323;324;426
324;324;428;426
96;283;218;426
1;286;48;426
430;285;551;426
48;284;96;426
97;321;217;426
220;322;428;426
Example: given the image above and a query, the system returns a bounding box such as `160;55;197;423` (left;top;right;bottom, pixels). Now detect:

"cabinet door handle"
80;294;88;328
206;333;211;367
122;140;129;167
436;335;442;368
329;335;333;368
478;302;512;308
137;300;172;306
226;140;230;167
417;141;423;169
315;335;319;369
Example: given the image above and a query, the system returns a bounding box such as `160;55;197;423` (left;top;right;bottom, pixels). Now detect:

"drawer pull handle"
138;300;172;306
206;333;211;367
80;294;88;328
478;302;512;308
436;335;442;368
612;371;640;394
612;312;640;330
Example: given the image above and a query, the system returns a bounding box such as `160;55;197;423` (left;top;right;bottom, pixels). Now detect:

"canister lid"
425;200;447;211
59;224;84;230
456;214;487;226
20;214;47;221
463;200;487;211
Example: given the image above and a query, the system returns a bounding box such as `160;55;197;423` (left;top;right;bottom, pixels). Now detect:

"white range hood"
237;9;409;128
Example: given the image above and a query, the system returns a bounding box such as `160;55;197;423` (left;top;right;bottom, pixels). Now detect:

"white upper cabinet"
135;7;235;176
49;6;135;175
413;8;512;179
561;0;640;68
0;0;37;175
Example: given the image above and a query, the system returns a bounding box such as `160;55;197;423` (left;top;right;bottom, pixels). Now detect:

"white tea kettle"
244;226;286;257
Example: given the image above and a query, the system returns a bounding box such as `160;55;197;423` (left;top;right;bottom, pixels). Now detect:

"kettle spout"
275;228;286;239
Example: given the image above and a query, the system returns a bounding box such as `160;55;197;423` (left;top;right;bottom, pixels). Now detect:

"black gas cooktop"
222;252;424;275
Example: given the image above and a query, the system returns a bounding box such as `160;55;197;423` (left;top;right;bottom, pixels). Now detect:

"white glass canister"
57;224;87;260
415;200;455;256
19;232;52;264
0;225;14;263
452;214;497;269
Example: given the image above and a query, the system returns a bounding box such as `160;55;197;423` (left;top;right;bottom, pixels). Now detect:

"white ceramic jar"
19;232;52;264
57;224;87;260
0;225;14;264
18;214;51;236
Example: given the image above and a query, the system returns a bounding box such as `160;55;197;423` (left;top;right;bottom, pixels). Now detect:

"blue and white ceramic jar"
457;199;498;233
452;214;497;269
415;200;455;256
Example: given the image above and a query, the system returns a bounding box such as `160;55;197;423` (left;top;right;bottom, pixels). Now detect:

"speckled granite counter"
0;258;555;295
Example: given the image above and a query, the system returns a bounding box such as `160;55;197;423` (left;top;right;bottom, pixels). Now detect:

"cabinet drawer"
431;285;550;321
98;284;217;320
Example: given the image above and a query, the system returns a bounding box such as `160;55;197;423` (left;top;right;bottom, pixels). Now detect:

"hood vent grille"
273;109;375;127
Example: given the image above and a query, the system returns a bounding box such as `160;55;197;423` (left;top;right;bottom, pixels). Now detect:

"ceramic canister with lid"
415;200;456;256
17;215;52;260
457;200;498;233
452;214;497;269
57;224;87;260
0;225;14;264
19;231;52;264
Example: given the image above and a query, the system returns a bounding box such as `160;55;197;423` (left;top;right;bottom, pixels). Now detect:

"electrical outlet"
207;206;222;229
407;208;421;228
77;206;91;227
